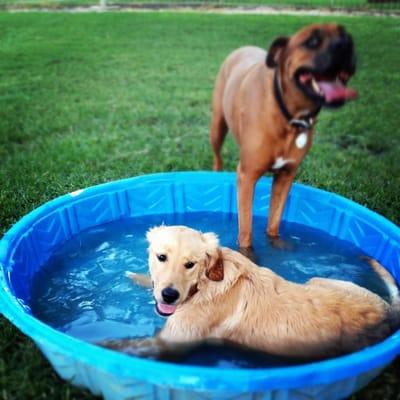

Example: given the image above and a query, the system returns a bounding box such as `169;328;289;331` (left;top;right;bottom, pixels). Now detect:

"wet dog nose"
161;287;180;304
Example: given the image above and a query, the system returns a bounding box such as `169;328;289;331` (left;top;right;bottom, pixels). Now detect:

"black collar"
273;71;321;130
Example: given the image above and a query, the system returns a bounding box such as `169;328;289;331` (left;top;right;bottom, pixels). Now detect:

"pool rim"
0;171;399;392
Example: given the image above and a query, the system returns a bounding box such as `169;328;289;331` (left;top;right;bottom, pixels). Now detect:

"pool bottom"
30;212;390;368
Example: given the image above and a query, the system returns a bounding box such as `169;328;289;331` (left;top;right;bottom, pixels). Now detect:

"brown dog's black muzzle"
315;34;356;78
295;30;357;108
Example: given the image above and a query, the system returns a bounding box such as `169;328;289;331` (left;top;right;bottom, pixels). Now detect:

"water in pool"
30;212;388;367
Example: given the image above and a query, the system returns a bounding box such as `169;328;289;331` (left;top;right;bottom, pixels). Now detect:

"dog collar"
273;71;320;131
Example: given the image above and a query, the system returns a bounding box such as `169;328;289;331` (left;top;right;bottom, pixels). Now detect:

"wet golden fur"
109;225;400;360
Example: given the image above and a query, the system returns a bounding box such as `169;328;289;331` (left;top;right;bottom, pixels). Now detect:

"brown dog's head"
266;23;357;108
146;225;223;317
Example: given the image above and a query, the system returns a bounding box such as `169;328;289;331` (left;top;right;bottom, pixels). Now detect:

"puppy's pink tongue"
318;80;358;103
157;303;177;314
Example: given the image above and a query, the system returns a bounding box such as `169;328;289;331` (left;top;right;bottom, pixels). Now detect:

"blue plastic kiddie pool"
1;172;399;400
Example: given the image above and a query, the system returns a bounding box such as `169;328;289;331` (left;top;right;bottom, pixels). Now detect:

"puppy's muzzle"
155;287;180;317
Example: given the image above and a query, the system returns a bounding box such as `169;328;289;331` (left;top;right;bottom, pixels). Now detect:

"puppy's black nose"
161;287;180;304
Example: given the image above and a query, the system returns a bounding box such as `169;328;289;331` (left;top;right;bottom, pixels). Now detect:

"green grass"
0;11;399;400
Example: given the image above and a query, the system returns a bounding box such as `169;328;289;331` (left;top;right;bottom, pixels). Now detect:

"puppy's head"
266;23;357;108
146;225;223;317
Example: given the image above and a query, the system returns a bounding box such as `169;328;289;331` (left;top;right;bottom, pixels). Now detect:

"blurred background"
1;0;399;11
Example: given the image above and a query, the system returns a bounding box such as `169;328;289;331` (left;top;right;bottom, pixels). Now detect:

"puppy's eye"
305;33;322;49
157;254;167;262
184;261;195;269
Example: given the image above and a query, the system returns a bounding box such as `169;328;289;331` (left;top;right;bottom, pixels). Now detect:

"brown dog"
102;226;399;360
210;24;357;249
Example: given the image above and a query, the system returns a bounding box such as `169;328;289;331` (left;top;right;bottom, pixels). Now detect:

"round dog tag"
296;132;308;149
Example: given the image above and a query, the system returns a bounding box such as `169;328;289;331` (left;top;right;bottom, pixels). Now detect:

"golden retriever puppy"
104;226;399;360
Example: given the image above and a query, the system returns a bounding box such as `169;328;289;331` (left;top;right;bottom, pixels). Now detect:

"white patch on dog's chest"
272;157;293;170
296;132;308;149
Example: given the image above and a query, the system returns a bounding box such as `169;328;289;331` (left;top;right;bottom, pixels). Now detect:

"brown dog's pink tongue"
318;80;358;103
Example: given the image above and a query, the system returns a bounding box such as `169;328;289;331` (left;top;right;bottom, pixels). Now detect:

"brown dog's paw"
239;246;257;262
268;236;294;251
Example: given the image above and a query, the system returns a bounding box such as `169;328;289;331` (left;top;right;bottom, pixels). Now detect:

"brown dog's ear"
206;249;224;282
266;36;289;68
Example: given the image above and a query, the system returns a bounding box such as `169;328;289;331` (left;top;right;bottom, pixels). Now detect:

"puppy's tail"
363;257;400;307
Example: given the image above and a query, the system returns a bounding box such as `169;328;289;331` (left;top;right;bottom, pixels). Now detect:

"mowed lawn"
0;11;399;400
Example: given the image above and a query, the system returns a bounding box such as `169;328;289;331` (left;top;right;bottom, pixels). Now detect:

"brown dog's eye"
157;254;167;262
305;32;322;49
184;261;195;269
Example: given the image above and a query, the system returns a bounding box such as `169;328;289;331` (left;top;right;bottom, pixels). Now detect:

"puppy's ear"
146;225;163;244
202;232;219;251
206;249;224;282
202;232;223;282
266;36;289;68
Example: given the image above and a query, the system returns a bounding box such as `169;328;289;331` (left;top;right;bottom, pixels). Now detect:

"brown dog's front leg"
267;169;296;239
237;166;259;249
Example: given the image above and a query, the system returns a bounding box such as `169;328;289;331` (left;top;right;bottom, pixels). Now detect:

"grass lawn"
0;11;399;400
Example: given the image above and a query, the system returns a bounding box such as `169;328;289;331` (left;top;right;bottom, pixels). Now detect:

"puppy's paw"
125;271;152;288
98;338;179;359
